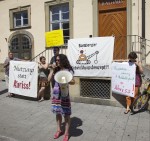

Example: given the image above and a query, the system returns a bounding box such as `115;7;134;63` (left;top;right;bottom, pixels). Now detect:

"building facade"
0;0;150;106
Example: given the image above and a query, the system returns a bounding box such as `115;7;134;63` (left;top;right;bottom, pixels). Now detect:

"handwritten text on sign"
111;62;136;97
45;29;64;47
9;61;38;98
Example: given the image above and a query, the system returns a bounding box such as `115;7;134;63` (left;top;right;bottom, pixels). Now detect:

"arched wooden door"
98;0;127;59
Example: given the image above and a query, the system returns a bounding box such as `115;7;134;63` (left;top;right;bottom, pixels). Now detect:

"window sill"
10;26;31;31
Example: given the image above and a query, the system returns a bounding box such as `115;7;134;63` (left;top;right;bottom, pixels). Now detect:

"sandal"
54;130;63;139
124;109;131;114
7;93;15;97
63;134;69;141
38;97;44;102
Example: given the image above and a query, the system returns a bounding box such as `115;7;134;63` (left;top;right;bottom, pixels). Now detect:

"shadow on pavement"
0;89;8;95
112;93;126;108
69;117;83;137
61;116;83;138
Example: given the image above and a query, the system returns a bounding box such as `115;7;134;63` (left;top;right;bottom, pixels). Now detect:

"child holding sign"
124;52;143;114
113;51;143;114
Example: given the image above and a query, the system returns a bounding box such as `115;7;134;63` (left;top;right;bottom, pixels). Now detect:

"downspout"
141;0;146;65
142;0;145;38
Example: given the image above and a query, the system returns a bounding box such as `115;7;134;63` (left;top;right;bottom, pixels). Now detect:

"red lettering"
13;80;31;89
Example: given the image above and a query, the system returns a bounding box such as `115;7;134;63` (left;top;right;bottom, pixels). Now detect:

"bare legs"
38;87;45;101
54;114;70;140
64;115;70;135
125;87;139;113
56;114;62;132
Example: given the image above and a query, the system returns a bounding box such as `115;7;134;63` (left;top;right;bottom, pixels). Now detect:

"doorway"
98;0;127;59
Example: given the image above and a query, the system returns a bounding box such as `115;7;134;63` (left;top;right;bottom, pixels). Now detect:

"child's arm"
135;61;143;74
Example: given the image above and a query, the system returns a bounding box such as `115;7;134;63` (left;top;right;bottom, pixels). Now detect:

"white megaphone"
54;70;73;97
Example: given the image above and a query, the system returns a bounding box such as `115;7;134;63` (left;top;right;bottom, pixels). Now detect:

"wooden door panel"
98;0;127;59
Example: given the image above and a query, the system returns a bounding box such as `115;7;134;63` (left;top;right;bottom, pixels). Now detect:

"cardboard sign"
112;62;136;97
45;29;64;47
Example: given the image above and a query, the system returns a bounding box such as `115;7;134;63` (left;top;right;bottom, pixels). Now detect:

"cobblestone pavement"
0;81;150;141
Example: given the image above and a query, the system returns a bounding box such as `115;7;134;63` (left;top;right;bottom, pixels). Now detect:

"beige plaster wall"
69;77;80;97
1;0;150;64
0;0;50;64
131;0;150;64
73;0;93;38
145;0;150;64
132;0;142;36
0;0;94;64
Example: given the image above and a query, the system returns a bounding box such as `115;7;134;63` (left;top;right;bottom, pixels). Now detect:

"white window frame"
50;3;70;44
14;11;28;28
45;0;73;45
9;5;31;30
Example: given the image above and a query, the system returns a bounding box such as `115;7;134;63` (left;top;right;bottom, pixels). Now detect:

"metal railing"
31;45;67;63
127;35;150;65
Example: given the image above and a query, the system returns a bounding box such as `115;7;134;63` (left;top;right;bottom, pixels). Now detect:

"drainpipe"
141;0;146;65
142;0;145;38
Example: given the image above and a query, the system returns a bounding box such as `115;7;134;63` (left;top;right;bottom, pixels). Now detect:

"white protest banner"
111;62;136;97
67;37;114;77
9;61;38;98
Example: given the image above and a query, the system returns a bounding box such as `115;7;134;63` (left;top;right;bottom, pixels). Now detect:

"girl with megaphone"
48;54;75;141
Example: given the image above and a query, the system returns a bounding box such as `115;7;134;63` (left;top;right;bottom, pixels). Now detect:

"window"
9;33;32;60
9;6;31;30
14;11;28;27
45;0;73;45
50;4;69;44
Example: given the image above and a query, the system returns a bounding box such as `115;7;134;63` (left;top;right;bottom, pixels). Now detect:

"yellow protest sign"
45;29;64;47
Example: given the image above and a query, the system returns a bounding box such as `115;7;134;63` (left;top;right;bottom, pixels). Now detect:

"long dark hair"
54;54;74;74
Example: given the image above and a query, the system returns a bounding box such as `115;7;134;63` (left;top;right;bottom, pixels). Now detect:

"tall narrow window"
50;3;69;44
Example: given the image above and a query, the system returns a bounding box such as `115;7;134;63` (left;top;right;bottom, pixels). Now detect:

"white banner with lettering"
67;37;114;77
9;61;38;98
111;62;136;97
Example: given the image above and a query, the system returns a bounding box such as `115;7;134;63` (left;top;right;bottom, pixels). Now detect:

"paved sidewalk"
0;81;150;141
